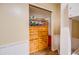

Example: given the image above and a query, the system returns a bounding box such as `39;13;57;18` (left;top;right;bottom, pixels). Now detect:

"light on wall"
10;7;26;17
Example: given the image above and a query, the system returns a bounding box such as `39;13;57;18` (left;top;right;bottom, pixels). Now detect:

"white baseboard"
53;35;60;50
51;35;60;52
0;41;29;55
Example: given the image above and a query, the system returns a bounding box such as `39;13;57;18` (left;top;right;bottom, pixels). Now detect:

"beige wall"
0;4;29;45
72;20;79;38
53;4;60;35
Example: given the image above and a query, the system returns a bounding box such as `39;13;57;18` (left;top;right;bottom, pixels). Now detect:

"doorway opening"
29;4;52;55
70;17;79;54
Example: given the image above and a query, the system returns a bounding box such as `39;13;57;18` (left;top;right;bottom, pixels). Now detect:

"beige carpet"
30;48;58;55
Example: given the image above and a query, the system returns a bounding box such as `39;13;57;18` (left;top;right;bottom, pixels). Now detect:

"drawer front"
30;40;39;53
38;38;48;50
30;35;38;40
29;26;48;53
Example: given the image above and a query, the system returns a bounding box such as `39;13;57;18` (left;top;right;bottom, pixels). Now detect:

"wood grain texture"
29;26;48;53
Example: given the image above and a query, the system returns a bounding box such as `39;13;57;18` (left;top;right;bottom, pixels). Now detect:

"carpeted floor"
30;48;59;55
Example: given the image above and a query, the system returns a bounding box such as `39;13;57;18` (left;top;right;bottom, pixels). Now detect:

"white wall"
60;4;71;55
53;35;60;51
0;4;29;55
69;3;79;18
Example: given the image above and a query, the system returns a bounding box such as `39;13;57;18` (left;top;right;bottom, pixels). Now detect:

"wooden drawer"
38;43;48;50
29;29;38;32
30;40;38;47
39;32;48;35
30;32;38;35
38;45;44;50
38;39;48;50
30;47;38;53
39;40;48;46
29;26;48;53
30;40;39;53
30;35;38;40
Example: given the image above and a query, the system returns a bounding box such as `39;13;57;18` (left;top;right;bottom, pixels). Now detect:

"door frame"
28;4;54;52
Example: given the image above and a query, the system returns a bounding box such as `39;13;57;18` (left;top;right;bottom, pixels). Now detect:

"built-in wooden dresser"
29;26;48;53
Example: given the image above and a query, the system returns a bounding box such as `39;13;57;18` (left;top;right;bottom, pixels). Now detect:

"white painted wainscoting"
0;41;28;55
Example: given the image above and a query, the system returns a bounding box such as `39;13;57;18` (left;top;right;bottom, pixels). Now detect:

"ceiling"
70;16;79;21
